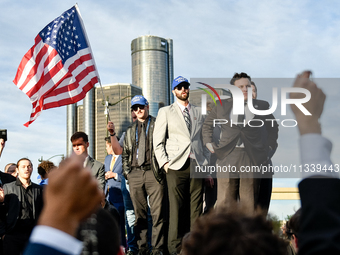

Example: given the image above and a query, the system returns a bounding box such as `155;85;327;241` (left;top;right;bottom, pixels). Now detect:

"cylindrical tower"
83;87;95;157
167;38;174;104
131;35;174;117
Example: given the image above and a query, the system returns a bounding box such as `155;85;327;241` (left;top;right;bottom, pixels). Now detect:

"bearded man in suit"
153;76;210;255
202;72;278;214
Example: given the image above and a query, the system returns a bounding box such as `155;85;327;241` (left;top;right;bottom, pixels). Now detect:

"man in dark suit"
202;72;278;214
71;132;105;190
0;158;43;255
153;76;210;255
251;81;277;214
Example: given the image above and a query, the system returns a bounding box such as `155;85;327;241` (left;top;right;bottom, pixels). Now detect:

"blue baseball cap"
172;76;190;90
131;95;148;107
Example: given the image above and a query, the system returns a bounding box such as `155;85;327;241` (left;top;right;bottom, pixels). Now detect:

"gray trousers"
128;169;165;252
216;148;260;214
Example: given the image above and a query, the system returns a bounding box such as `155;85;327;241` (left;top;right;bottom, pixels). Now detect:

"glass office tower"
131;35;174;117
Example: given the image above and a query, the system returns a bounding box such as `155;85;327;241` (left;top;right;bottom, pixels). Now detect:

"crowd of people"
0;71;339;255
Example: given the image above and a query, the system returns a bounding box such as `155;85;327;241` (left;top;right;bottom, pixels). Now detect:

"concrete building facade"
94;83;142;163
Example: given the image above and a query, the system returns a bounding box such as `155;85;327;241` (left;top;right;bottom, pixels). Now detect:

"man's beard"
176;90;189;101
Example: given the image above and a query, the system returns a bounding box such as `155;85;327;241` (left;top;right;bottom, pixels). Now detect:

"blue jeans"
122;177;138;252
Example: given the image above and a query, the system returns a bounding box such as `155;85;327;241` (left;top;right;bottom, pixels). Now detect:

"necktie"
183;108;191;134
110;156;116;171
138;123;146;166
237;113;245;127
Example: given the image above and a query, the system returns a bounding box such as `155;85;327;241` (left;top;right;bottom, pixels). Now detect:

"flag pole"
74;4;111;121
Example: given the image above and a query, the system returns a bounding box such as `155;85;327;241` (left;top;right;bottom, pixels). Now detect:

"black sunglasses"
175;83;189;90
131;105;145;111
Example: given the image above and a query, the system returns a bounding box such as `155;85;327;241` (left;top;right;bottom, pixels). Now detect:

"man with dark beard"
153;76;210;255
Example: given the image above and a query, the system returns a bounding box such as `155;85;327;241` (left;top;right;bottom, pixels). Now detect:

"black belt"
131;165;151;171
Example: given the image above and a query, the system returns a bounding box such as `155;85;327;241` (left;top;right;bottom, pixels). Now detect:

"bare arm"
0;139;5;158
291;71;336;179
107;121;123;155
290;71;323;135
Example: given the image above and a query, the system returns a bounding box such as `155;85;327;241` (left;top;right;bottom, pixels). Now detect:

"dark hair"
286;208;301;239
38;160;56;178
251;81;257;92
17;158;33;168
230;72;251;85
70;132;88;143
182;208;286;255
105;136;120;143
4;163;16;173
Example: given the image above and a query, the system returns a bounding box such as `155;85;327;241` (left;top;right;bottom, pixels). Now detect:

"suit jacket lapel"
86;156;95;173
190;105;199;138
226;100;240;129
173;102;190;137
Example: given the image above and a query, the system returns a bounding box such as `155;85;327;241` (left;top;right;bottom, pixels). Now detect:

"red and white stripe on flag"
13;6;98;127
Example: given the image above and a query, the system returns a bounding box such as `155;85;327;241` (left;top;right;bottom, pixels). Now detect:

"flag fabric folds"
13;5;99;127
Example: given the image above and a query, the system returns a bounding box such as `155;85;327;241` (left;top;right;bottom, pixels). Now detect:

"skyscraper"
131;35;174;117
94;83;142;163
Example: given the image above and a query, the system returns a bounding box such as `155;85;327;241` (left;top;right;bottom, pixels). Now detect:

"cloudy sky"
1;0;339;218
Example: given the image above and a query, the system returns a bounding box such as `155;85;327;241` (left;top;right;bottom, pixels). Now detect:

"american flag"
13;5;99;127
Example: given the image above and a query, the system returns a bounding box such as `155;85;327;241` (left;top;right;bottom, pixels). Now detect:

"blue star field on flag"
38;6;88;64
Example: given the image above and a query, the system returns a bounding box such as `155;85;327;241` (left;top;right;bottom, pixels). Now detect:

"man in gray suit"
71;132;105;190
153;76;210;255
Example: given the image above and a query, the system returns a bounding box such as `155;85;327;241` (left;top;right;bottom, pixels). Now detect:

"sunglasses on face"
175;83;189;90
131;105;145;111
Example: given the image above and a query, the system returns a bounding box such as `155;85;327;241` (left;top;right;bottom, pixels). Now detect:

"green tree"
267;213;282;236
285;214;293;222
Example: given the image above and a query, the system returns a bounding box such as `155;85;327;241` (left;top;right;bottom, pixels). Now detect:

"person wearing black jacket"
0;158;43;255
122;95;165;255
202;73;278;214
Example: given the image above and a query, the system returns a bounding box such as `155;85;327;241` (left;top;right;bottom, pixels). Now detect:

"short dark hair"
251;81;257;92
70;132;88;143
38;160;56;178
230;72;251;85
182;208;287;255
17;158;32;168
105;137;111;143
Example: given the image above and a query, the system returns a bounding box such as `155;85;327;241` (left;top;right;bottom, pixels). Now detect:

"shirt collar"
176;101;191;112
16;178;32;187
83;156;89;168
137;115;150;126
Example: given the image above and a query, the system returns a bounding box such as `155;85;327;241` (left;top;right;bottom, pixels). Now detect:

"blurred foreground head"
182;205;287;255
